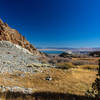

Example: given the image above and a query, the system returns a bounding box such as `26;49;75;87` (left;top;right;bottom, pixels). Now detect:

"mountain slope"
0;19;44;56
0;41;41;73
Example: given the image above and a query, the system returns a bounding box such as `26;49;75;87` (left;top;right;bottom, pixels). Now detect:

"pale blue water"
40;50;64;54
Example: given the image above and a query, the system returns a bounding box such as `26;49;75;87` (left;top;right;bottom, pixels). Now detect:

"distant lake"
40;50;64;54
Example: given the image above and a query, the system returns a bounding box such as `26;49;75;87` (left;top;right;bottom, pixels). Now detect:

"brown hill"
0;19;44;57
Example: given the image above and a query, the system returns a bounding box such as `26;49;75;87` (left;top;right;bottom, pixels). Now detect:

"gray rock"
0;41;44;73
0;85;33;94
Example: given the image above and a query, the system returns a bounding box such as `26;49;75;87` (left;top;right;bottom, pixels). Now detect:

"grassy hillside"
0;68;97;95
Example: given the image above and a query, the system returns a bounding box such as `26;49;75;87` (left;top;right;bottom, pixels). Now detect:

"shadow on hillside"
0;91;97;100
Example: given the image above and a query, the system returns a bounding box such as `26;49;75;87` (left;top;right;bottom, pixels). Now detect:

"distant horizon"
37;46;100;49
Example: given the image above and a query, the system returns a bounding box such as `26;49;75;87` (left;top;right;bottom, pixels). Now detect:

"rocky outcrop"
0;19;44;56
0;85;33;94
0;41;41;73
0;41;50;73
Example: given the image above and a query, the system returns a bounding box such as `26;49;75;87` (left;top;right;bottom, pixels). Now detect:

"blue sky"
0;0;100;48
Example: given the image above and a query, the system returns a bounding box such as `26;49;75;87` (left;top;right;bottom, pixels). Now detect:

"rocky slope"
0;41;44;73
0;19;44;57
0;41;51;73
0;19;51;95
0;19;50;74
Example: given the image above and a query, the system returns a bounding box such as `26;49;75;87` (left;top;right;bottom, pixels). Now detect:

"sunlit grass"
0;68;97;96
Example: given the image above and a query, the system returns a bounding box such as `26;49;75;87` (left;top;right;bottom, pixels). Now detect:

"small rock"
45;76;52;81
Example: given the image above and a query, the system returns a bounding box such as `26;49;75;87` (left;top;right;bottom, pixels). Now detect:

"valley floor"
0;67;97;99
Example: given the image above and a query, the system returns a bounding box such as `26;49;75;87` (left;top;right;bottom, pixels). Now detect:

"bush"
72;60;89;66
56;62;76;69
59;52;72;58
89;51;100;57
80;65;98;70
85;60;100;99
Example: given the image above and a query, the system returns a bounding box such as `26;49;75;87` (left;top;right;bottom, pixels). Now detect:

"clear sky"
0;0;100;48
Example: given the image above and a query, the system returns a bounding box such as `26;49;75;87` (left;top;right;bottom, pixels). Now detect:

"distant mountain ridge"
38;47;100;51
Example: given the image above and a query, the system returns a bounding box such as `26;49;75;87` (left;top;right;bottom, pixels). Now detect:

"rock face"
0;19;44;56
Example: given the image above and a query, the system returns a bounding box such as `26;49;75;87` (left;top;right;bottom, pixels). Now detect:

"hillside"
0;19;45;57
0;19;98;100
0;41;45;73
0;68;97;100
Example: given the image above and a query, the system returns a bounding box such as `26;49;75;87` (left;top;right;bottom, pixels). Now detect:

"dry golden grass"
79;65;98;70
72;57;100;64
0;67;97;96
0;57;97;100
72;57;100;61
